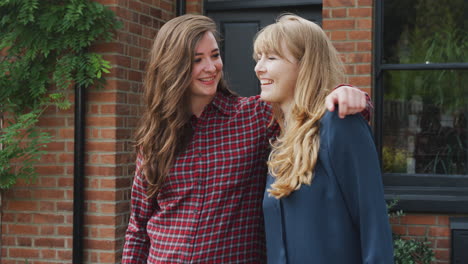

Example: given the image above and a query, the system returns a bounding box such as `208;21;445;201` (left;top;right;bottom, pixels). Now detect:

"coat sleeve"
324;111;394;264
122;153;157;263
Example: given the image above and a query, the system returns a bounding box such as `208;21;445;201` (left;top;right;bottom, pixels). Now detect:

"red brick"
323;19;355;30
35;238;65;248
344;65;355;75
85;239;116;250
356;64;371;74
330;31;347;41
357;41;372;51
34;214;65;224
8;224;39;235
434;249;450;261
348;76;371;87
39;201;55;211
57;226;73;236
9;248;40;258
331;8;347;18
349;30;371;40
346;53;371;63
436;238;450;249
408;226;427;236
391;225;406;235
356;19;372;29
43;141;66;152
32;189;66;200
17;237;33;246
357;0;372;6
35;165;65;175
348;7;372;17
5;201;38;211
41;249;57;258
429;226;450;237
438;215;450;225
86;142;118;152
324;0;355;7
333;42;355;52
57;249;73;260
401;215;437;225
40;225;55;235
37;117;66;127
17;213;33;223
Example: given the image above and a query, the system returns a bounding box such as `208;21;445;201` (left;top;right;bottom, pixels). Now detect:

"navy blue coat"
263;111;394;264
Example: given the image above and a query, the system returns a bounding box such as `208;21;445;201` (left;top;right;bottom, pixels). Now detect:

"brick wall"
1;0;176;263
391;214;453;264
322;0;373;96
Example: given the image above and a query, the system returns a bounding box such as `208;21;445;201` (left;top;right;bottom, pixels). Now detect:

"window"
374;0;468;212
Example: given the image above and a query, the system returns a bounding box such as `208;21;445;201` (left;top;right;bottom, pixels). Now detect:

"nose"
254;59;265;75
203;60;216;72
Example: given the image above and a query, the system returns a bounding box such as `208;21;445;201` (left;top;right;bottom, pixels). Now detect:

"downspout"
176;0;186;16
72;84;86;264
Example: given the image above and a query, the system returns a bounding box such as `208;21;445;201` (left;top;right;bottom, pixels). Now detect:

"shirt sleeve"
122;153;156;263
325;111;394;264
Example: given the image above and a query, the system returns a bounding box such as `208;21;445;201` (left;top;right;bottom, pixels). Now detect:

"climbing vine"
0;0;121;188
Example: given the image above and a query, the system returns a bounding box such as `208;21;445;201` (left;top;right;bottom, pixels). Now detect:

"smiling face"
254;43;299;107
189;31;223;102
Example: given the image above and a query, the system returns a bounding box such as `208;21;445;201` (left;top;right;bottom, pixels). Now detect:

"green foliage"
388;201;435;264
382;146;407;173
386;0;467;110
0;0;121;189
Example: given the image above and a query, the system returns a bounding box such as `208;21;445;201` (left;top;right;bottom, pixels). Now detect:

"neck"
280;100;294;127
191;94;216;117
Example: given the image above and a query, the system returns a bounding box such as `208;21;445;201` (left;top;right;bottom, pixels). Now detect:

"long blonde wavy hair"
135;14;233;199
254;14;345;198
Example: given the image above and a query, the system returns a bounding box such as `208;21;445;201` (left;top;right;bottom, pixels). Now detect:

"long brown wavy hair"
254;14;345;198
135;14;233;199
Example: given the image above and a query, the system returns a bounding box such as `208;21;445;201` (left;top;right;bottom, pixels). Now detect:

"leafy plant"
388;200;436;264
0;0;121;188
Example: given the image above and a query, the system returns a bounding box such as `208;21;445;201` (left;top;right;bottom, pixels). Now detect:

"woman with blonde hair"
122;14;370;263
256;14;394;263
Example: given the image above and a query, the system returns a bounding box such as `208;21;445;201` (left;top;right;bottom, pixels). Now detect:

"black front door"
206;0;322;97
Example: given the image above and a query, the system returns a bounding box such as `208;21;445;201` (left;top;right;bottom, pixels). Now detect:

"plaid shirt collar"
210;92;237;117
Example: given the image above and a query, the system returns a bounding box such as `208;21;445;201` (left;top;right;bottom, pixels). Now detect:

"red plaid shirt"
122;91;372;264
122;93;277;263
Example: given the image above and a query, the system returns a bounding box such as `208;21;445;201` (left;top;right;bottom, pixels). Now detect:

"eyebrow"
195;48;219;56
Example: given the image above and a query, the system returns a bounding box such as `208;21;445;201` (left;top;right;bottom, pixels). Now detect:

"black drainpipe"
176;0;186;16
72;84;86;264
71;2;186;263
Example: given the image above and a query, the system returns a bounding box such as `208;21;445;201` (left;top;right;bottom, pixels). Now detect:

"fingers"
338;92;350;118
327;85;367;118
325;93;336;112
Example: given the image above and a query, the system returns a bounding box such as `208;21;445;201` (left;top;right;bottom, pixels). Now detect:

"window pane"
382;70;468;175
383;0;467;64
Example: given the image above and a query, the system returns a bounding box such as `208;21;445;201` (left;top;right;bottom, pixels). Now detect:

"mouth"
198;75;217;85
260;79;274;86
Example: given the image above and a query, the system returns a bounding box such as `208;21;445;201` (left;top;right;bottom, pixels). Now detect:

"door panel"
207;4;321;96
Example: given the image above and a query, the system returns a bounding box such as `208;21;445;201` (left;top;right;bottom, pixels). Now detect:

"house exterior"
2;0;466;263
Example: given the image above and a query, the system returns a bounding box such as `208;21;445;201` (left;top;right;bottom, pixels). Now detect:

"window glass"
382;70;467;175
383;0;467;64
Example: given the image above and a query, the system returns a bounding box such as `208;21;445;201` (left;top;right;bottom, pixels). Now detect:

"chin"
260;92;273;102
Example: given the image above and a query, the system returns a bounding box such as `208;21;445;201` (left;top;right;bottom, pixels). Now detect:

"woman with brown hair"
122;14;369;263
